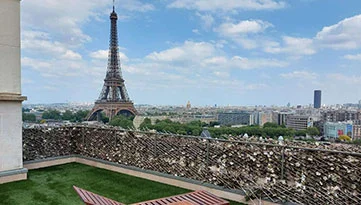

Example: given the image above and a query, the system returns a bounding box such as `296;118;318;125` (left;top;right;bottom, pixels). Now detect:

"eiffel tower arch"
87;5;137;121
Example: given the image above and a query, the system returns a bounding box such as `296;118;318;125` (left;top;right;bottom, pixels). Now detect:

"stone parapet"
0;168;27;184
0;93;27;102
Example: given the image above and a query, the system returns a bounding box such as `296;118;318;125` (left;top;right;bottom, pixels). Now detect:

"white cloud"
344;53;361;61
260;14;361;58
229;56;288;69
89;50;109;59
168;0;286;11
214;20;272;49
245;83;268;90
192;29;201;35
315;14;361;50
213;71;230;78
89;49;129;62
200;55;287;70
22;57;52;70
22;0;154;47
262;14;361;58
144;41;287;71
22;57;103;79
196;13;215;29
327;73;361;84
62;50;82;60
280;71;318;80
22;30;82;60
216;20;272;35
119;1;155;12
22;78;35;85
202;56;228;66
264;36;316;56
115;40;286;96
146;41;216;63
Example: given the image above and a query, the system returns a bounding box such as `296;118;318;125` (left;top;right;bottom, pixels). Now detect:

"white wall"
0;0;21;94
0;0;23;172
0;102;23;171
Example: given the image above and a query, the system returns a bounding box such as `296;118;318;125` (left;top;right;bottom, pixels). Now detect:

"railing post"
114;130;117;148
281;146;285;180
82;129;85;149
206;139;210;166
154;133;158;157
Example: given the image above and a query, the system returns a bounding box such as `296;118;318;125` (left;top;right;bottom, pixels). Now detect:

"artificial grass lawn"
0;163;244;205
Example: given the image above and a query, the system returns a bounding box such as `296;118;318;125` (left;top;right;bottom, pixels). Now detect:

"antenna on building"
113;0;115;11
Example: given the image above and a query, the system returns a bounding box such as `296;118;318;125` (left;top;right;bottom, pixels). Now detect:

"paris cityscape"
1;0;361;205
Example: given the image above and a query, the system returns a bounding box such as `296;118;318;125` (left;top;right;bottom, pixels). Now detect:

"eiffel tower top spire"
95;1;131;103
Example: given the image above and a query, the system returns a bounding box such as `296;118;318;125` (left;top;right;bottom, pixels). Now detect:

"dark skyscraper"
314;90;321;108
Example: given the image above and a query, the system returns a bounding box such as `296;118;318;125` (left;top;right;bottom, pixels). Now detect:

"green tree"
263;122;280;128
99;112;109;123
295;129;307;136
73;110;90;122
139;117;152;130
42;110;61;120
209;121;220;127
187;120;203;127
22;113;36;122
306;127;320;136
109;115;134;129
62;110;74;121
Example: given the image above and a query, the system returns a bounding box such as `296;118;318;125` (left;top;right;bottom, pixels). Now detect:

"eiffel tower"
87;3;137;121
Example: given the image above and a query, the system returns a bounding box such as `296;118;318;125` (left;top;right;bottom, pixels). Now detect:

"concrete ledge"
0;93;27;102
24;156;76;170
0;168;27;184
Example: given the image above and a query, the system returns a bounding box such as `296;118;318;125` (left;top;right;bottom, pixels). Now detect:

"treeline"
109;115;134;129
139;119;320;138
22;109;89;122
23;113;37;122
42;110;89;122
140;119;206;135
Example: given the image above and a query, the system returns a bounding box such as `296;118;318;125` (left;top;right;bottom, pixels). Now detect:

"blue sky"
21;0;361;106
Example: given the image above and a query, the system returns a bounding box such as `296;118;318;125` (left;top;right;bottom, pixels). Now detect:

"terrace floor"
0;163;243;205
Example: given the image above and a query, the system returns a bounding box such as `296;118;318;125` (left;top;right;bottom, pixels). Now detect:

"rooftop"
0;163;242;205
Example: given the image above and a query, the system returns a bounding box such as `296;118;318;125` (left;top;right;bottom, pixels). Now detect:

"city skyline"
21;0;361;106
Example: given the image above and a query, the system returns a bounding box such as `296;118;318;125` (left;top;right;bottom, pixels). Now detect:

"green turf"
0;163;244;205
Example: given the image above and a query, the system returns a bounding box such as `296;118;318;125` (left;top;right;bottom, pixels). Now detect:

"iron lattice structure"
87;6;137;121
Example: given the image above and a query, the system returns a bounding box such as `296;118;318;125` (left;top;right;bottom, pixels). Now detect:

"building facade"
314;90;321;109
353;125;361;140
252;112;273;126
324;122;353;139
286;115;313;130
277;112;292;126
321;110;361;122
218;112;252;126
352;120;361;140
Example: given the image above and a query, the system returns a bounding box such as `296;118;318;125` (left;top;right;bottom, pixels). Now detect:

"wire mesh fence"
23;126;361;205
